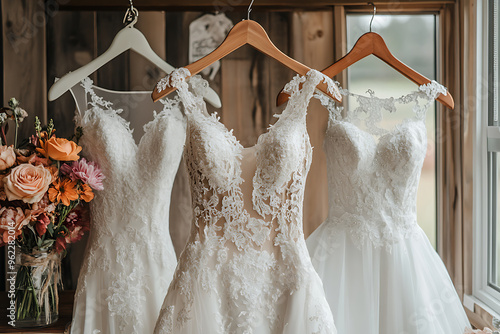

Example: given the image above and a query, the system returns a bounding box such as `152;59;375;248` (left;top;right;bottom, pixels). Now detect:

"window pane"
491;152;500;287
346;14;438;247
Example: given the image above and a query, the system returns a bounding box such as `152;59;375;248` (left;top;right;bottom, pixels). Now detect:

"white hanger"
48;5;222;108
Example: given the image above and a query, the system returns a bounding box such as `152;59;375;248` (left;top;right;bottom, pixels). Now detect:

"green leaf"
47;222;54;235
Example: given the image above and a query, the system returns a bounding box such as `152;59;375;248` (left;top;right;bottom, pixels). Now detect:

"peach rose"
37;137;82;161
0;207;30;245
0;146;16;171
4;164;53;203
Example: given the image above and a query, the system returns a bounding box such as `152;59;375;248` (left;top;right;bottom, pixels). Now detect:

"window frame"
471;0;500;318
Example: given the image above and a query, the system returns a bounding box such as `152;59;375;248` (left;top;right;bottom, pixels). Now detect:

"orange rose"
0;146;16;171
37;137;82;161
4;164;53;204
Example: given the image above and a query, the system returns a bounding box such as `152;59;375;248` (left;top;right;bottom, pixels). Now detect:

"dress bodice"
154;68;339;334
315;82;447;248
160;68;339;252
73;78;186;230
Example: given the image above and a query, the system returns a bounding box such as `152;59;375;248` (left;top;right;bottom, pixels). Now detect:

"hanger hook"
247;0;255;20
123;0;138;27
368;2;376;32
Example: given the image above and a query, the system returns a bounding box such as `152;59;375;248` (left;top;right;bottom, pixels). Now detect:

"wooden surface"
2;0;47;140
0;291;73;333
57;0;455;11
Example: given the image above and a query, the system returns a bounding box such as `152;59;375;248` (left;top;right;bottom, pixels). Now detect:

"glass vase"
12;249;61;328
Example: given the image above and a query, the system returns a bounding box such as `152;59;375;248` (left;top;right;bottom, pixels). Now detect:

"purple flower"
64;158;105;191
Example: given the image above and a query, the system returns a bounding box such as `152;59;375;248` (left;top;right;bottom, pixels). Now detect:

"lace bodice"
315;81;447;249
154;69;338;334
70;78;186;334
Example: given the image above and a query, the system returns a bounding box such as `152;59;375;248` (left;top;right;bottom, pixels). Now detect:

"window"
488;0;500;290
473;0;500;316
345;13;438;247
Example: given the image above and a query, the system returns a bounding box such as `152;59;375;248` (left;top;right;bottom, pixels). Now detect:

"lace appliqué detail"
315;80;446;136
154;69;337;334
315;81;447;250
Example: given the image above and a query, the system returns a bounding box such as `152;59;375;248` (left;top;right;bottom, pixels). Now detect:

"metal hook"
368;2;376;32
247;0;255;20
123;0;138;27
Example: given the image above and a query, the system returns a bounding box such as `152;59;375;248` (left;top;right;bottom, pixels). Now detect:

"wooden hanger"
276;20;453;109
49;6;222;108
151;19;342;103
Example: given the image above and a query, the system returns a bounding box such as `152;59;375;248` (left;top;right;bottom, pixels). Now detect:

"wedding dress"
308;83;471;334
153;68;337;334
68;78;186;334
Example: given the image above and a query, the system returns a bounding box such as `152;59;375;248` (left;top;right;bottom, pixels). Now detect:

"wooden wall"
1;2;333;289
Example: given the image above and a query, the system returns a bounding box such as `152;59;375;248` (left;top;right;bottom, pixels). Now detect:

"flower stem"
14;116;19;149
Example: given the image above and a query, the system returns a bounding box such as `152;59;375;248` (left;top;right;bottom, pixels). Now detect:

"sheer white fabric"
154;68;337;334
69;78;186;334
308;82;471;334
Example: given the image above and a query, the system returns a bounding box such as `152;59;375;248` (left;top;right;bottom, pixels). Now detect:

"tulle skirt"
306;220;470;334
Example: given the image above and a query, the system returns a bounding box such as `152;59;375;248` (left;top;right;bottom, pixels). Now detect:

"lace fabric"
306;82;470;334
313;81;446;249
69;78;186;334
154;69;337;334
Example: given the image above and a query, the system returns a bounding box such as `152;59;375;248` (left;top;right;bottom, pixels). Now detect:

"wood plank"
2;0;47;141
95;11;129;90
291;11;334;238
58;0;455;11
46;11;95;139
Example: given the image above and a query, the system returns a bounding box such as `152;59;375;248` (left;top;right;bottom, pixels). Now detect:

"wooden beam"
56;0;455;11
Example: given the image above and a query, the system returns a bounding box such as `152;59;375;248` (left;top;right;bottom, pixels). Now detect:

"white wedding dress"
154;68;337;334
68;78;186;334
308;83;471;334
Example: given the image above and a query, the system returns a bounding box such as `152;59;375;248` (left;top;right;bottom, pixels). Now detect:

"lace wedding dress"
153;68;338;334
308;83;471;334
68;78;186;334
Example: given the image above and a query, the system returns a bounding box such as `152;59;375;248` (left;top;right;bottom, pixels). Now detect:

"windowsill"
464;294;500;329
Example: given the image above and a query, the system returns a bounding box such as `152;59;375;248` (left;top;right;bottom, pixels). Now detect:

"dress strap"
314;79;448;136
281;69;340;119
156;68;209;116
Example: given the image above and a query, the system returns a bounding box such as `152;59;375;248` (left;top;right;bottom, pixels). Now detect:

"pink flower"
0;207;30;245
4;164;53;203
62;158;104;191
0;146;16;171
34;213;50;236
31;194;56;215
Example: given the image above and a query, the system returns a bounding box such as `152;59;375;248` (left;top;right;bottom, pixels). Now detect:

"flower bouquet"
0;98;104;327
